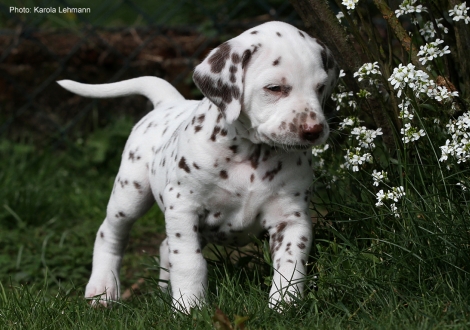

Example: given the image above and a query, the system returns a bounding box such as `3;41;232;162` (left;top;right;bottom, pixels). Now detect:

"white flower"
419;19;448;41
388;63;428;97
401;123;426;143
351;126;383;149
339;116;358;130
342;0;359;10
376;189;386;207
344;147;372;172
312;143;330;156
457;181;467;191
449;2;470;24
337;11;345;23
339;69;346;78
417;39;451;65
353;62;382;85
395;0;427;17
390;203;400;217
398;100;414;120
440;112;470;163
331;91;356;111
375;187;405;216
372;169;388;186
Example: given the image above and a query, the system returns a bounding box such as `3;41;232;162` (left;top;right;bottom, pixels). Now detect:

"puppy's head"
193;21;339;148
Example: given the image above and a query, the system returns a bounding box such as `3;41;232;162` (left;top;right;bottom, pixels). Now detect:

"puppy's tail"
57;76;185;108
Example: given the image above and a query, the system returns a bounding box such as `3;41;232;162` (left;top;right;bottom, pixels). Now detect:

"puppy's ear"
193;41;255;124
319;45;340;119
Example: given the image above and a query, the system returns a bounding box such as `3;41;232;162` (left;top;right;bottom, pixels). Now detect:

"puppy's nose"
300;124;324;142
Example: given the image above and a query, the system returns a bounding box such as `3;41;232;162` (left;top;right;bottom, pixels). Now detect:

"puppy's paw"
85;276;120;307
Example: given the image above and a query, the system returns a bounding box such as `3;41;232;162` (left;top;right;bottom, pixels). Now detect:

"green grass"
1;116;470;329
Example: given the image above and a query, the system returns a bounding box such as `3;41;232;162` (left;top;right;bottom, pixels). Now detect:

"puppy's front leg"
165;207;207;313
267;212;312;309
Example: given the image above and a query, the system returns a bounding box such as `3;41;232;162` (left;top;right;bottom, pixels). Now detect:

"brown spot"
251;30;258;34
294;192;300;196
118;211;125;217
159;194;163;203
194;126;202;133
273;57;281;66
229;145;238;153
295;212;301;217
197;114;205;123
133;181;142;190
176;233;181;238
214;212;221;218
298;242;306;249
301;236;308;242
289;123;297;133
232;53;241;64
241;49;252;69
100;231;104;238
249;146;262;169
196;249;201;253
276;32;281;37
193;162;200;170
177;193;181;198
298;31;305;38
262;161;283;181
208;42;231;73
287;259;294;263
193;225;198;232
250;174;255;182
277;221;287;233
178;157;191;173
210;126;221;141
173;250;178;254
220;170;228;179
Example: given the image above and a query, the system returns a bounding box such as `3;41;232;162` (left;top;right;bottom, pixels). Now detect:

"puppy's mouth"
260;134;327;151
259;123;328;150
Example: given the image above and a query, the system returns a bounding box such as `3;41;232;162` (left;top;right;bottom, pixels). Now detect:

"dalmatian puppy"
58;21;339;312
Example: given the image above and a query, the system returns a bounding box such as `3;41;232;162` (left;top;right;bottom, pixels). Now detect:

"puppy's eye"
265;85;282;92
318;84;326;94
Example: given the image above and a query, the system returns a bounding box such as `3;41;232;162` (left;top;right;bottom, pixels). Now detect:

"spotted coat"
57;21;339;313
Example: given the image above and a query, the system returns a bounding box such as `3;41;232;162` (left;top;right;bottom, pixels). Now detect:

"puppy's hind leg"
85;159;154;306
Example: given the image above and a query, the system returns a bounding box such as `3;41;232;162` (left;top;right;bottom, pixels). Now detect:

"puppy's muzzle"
300;123;324;142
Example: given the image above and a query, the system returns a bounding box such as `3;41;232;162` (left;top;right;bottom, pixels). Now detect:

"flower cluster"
342;0;359;10
419;19;448;42
331;91;356;111
339;116;358;130
312;143;330;157
353;62;382;85
449;2;470;24
440;112;470;164
372;169;388;186
344;148;372;172
388;63;458;102
375;186;406;217
417;39;450;65
395;0;427;18
388;63;429;98
398;100;414;120
351;126;383;149
400;123;426;144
